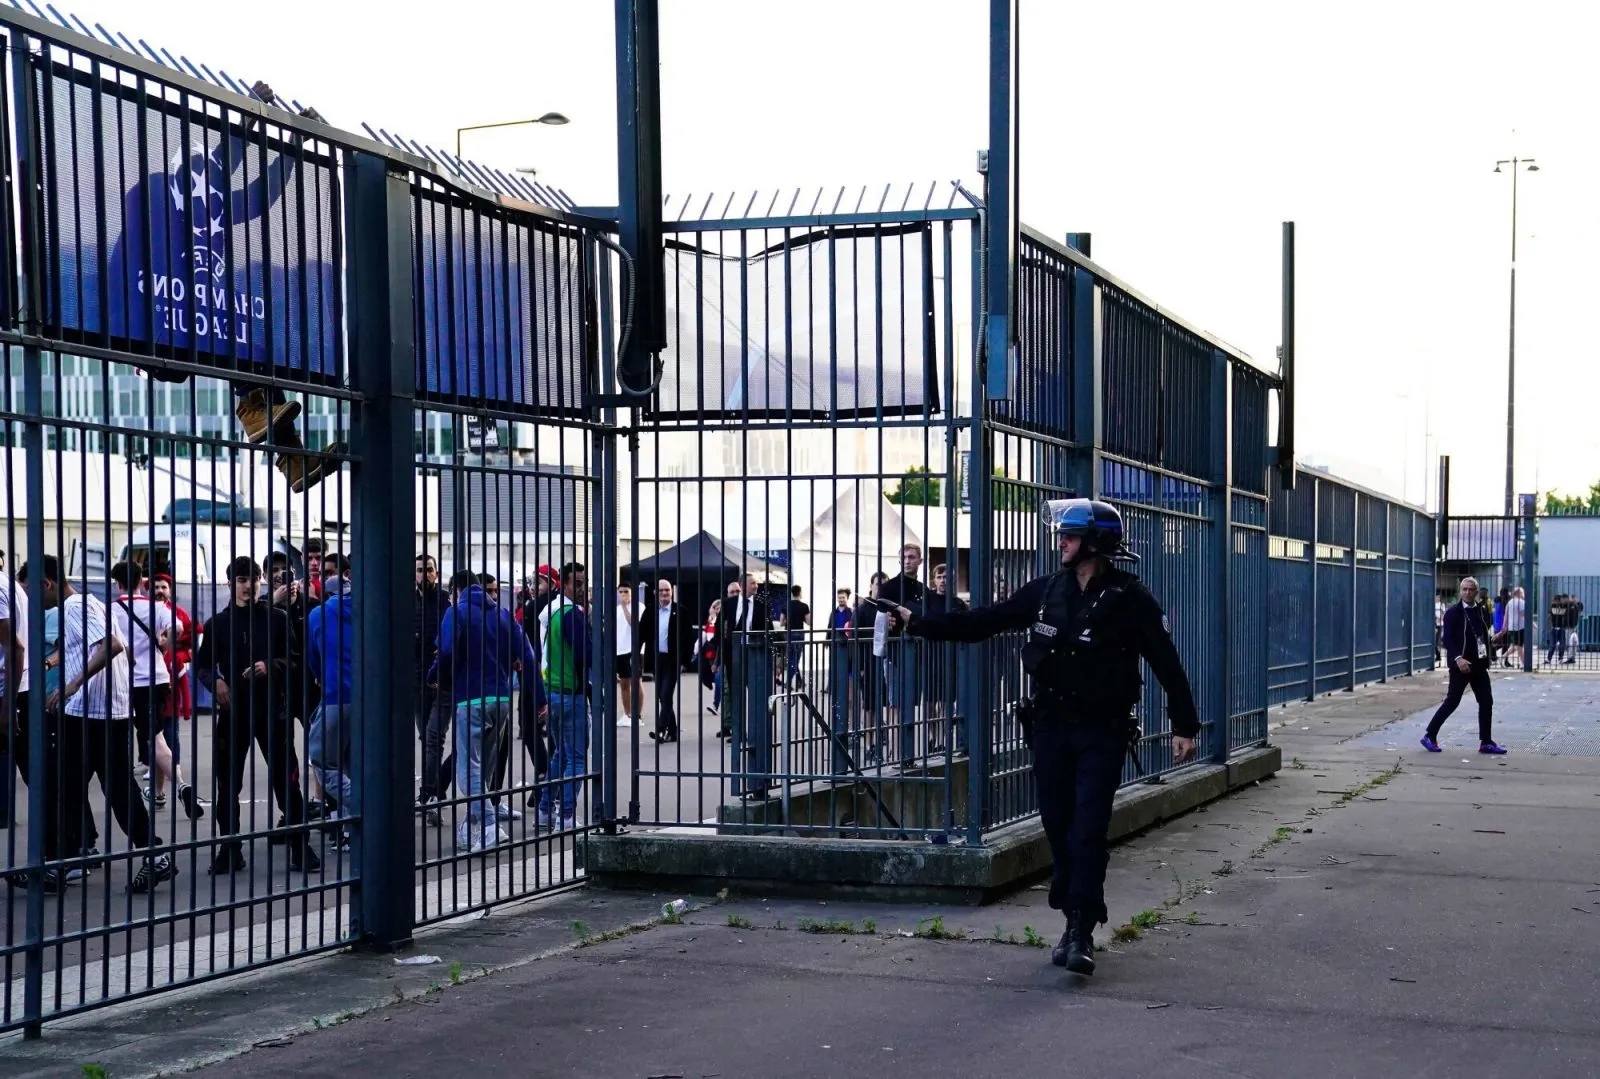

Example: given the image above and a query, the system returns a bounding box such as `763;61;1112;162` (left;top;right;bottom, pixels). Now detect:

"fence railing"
1267;468;1437;704
0;4;614;1036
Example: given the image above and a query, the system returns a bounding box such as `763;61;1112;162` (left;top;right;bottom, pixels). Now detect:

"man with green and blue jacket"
428;570;540;852
535;563;589;831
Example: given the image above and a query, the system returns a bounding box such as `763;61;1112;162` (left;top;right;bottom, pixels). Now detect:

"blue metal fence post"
1348;492;1359;691
1307;476;1319;701
1381;504;1391;683
345;149;417;951
10;35;48;1035
1209;350;1233;762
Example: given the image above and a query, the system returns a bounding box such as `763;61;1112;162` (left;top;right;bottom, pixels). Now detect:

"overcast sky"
64;0;1599;513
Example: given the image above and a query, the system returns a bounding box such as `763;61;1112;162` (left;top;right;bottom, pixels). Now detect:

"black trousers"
652;654;679;738
1032;720;1125;927
50;715;158;860
1426;663;1494;743
212;698;307;845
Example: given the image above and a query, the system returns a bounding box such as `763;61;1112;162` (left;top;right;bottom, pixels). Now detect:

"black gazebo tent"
619;531;788;642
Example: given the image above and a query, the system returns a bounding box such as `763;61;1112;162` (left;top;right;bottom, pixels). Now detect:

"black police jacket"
906;567;1200;738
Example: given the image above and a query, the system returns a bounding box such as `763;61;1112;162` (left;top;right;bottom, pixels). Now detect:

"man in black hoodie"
195;557;319;875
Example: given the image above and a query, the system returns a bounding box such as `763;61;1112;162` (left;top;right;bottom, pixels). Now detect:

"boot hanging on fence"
274;436;347;495
234;388;302;443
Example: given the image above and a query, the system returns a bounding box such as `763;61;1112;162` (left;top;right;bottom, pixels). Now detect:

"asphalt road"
184;675;1600;1079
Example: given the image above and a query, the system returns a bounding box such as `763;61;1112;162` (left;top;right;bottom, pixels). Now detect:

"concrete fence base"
582;745;1281;904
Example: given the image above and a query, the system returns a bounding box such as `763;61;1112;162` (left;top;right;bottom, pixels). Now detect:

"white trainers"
470;825;508;853
617;714;633;727
494;802;522;823
454;821;474;853
535;805;557;830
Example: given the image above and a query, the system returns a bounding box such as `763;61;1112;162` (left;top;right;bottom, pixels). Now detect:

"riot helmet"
1040;498;1138;564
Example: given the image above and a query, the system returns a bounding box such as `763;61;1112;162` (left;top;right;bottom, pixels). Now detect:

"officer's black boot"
1053;911;1095;975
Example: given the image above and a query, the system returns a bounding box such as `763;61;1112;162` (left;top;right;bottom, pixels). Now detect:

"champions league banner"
36;55;340;383
414;186;589;414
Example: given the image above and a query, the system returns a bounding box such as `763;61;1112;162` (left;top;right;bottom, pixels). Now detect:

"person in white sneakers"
21;556;175;893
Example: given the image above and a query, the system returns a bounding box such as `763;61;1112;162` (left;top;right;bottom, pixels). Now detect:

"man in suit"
1422;577;1507;755
715;573;773;739
637;579;694;743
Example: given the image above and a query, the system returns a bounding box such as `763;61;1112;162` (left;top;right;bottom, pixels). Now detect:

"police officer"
888;498;1199;976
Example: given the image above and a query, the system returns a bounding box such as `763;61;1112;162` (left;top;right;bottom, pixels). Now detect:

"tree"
1542;482;1600;516
991;470;1034;512
886;465;942;507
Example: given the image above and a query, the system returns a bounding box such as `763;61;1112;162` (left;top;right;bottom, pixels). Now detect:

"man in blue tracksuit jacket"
306;554;356;834
427;571;541;853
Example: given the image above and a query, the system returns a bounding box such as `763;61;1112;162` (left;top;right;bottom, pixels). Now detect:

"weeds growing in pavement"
1023;925;1048;948
726;913;754;929
449;961;463;986
913;916;967;940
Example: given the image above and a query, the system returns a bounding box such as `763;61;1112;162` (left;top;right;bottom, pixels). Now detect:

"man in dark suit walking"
637;579;694;743
715;573;773;739
1422;577;1507;755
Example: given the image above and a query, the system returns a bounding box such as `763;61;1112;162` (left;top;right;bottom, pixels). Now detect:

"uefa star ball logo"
167;142;229;281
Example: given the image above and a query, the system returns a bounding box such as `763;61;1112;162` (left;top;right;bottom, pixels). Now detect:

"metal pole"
1520;493;1536;674
1504;165;1518;519
1279;223;1296;489
345;150;418;952
614;0;666;397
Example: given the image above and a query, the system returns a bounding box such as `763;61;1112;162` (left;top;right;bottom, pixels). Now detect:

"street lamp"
1494;156;1539;518
455;112;570;158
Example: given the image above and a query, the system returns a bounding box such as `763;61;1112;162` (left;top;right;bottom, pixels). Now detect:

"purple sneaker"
1478;742;1507;755
1420;736;1442;753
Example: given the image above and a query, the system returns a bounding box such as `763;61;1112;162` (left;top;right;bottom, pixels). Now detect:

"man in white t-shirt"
18;555;175;894
0;570;27;831
110;561;201;820
1502;586;1527;669
614;585;641;727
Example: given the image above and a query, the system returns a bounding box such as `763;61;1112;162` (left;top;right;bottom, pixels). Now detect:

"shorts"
131;683;176;763
1503;629;1525;646
615;653;636;679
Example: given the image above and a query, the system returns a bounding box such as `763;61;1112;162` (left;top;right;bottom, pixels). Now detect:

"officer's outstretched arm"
1131;590;1201;740
905;578;1046;643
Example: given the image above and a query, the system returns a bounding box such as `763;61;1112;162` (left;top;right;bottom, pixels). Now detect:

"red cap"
538;564;558;584
153;573;175;587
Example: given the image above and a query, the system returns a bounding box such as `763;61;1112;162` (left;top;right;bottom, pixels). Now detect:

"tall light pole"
1495;156;1539;518
455;111;570;158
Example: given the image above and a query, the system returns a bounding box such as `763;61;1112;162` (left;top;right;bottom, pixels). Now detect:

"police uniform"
903;499;1199;976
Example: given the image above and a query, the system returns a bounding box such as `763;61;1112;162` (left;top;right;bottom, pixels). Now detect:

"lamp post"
455;111;570;158
1494;156;1539;519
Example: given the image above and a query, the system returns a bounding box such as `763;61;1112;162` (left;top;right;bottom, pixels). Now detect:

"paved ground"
4;669;1598;1078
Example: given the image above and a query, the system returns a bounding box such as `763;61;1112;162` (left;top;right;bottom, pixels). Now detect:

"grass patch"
726;913;754;930
1111;923;1144;943
1022;925;1048;948
1251;825;1297;859
82;1068;109;1079
798;917;861;934
448;961;463;986
1291;756;1307;770
862;918;877;934
913;916;967;940
662;908;684;925
1184;911;1201;925
1129;909;1163;930
571;920;653;948
1338;760;1403;803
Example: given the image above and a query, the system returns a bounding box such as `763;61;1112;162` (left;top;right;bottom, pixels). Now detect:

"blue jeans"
541;691;589;815
453;698;510;829
308;702;355;814
713;668;724;709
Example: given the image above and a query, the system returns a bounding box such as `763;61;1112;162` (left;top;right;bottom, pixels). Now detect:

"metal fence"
1267;469;1437;705
0;6;612;1035
621;206;1293;842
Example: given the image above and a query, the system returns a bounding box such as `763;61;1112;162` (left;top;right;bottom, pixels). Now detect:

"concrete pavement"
6;668;1598;1078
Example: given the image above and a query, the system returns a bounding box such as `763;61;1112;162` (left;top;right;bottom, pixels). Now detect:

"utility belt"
1015;690;1147;777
